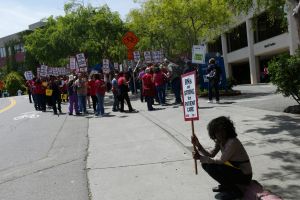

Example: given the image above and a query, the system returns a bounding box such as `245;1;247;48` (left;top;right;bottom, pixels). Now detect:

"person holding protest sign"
206;58;222;103
191;116;252;199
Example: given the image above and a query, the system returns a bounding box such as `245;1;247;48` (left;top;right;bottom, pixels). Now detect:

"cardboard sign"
192;45;206;64
37;68;41;78
76;53;87;68
24;71;34;80
102;59;110;74
122;31;139;49
181;71;199;121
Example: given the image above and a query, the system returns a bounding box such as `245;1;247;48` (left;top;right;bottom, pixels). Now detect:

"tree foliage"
127;0;232;58
24;1;127;67
4;72;25;96
268;52;300;104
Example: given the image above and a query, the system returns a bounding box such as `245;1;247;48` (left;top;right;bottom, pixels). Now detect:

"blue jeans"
156;85;166;104
96;94;105;115
77;95;87;113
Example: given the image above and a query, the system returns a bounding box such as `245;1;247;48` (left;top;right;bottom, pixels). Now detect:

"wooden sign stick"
191;120;198;175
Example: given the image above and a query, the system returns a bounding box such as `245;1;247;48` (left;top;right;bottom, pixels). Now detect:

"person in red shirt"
89;75;98;113
142;68;156;111
34;78;46;112
94;73;106;116
118;72;134;112
153;67;167;105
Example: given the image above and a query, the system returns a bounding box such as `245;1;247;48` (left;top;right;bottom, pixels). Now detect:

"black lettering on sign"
187;107;194;112
184;89;194;96
185;78;192;85
185;100;195;107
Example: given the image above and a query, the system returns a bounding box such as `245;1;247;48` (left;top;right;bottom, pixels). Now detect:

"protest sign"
133;51;140;62
40;65;48;77
70;56;76;70
24;71;34;80
181;71;199;121
181;70;199;174
144;51;152;63
192;45;206;64
102;59;110;74
76;53;87;67
114;63;119;70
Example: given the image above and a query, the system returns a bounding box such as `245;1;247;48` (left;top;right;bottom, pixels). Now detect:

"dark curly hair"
207;116;237;140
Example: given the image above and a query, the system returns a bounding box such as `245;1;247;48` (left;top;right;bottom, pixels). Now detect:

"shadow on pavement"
244;115;300;137
243;114;300;199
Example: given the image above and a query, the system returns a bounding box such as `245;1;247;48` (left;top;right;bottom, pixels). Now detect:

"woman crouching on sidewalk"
191;116;252;200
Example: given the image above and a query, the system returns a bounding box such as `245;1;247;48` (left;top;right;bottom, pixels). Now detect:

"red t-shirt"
153;71;165;86
95;79;106;95
89;80;97;96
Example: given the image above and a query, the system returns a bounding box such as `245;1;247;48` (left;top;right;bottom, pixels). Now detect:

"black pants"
208;80;220;101
91;95;98;112
145;96;154;111
119;92;133;112
202;163;252;186
52;96;61;114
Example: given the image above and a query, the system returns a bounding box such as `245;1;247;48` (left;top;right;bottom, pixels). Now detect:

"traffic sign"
122;31;139;50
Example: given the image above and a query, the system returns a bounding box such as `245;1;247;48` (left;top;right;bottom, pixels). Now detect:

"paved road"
0;96;89;200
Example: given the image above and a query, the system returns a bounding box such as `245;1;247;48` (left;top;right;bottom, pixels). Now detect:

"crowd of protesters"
25;59;200;116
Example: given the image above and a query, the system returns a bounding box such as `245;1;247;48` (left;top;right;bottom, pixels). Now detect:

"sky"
0;0;140;38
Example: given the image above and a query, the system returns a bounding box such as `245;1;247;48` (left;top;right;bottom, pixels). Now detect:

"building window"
253;11;288;43
14;43;24;53
0;47;6;58
226;23;248;52
207;37;223;54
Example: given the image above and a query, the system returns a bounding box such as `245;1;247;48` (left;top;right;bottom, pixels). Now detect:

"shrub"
268;51;300;105
226;77;237;91
4;72;26;96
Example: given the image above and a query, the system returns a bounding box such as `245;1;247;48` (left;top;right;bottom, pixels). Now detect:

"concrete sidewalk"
87;85;300;200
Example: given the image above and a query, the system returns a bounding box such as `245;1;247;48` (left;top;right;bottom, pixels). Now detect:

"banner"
181;71;199;121
76;53;87;68
102;59;110;74
192;45;206;64
24;71;34;80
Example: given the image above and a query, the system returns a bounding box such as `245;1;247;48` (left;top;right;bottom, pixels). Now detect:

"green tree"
268;52;300;104
128;0;232;59
4;72;25;96
24;1;127;68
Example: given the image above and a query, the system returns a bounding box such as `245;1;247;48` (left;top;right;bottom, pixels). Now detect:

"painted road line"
0;98;16;113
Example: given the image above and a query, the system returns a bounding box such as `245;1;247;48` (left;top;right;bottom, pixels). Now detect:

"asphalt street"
0;84;299;200
0;96;89;200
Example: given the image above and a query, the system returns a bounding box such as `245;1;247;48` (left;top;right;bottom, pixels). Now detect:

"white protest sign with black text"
181;71;199;121
24;71;34;80
102;59;110;74
76;53;87;68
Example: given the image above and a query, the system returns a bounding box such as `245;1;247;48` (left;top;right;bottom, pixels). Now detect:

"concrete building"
208;4;300;84
0;21;45;68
